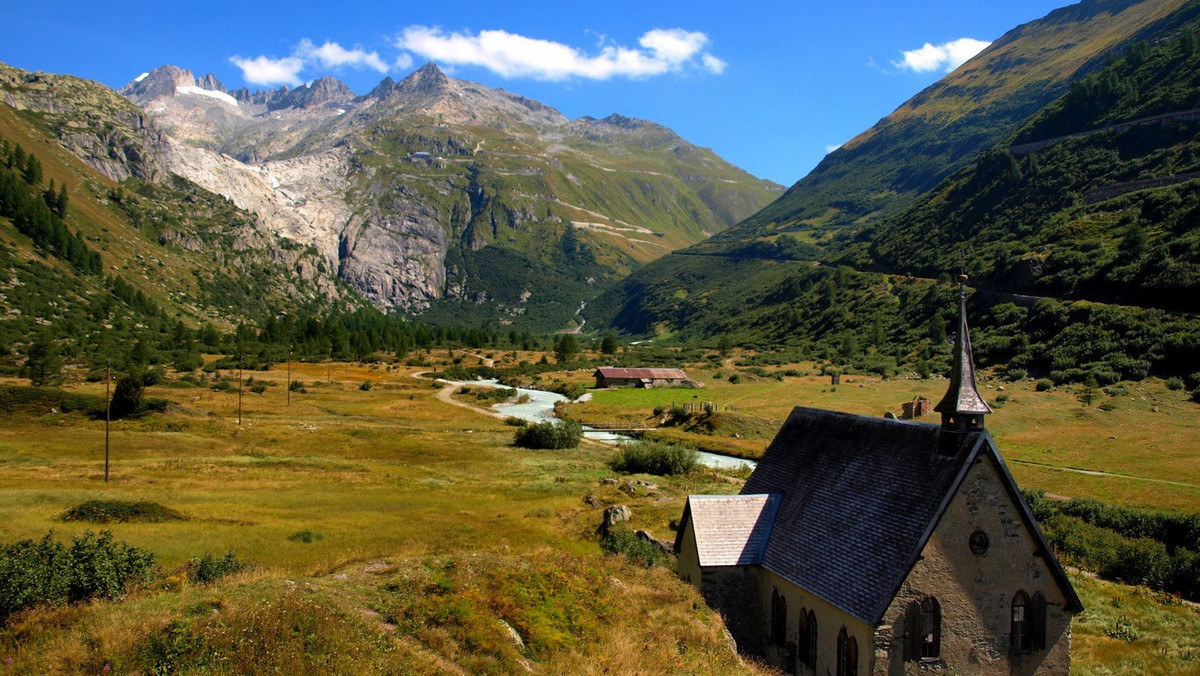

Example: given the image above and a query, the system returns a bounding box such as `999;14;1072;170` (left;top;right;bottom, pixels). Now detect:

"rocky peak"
399;62;450;95
197;73;226;93
274;76;353;110
600;113;646;130
120;65;196;103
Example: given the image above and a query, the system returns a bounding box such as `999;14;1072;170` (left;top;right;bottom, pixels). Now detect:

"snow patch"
134;72;150;83
335;109;346;115
175;85;238;107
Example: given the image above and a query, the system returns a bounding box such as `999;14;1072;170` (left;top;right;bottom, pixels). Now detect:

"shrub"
513;420;582;449
109;372;146;419
0;530;156;620
504;417;527;427
250;382;267;394
599;526;669;568
1166;377;1184;391
1006;368;1027;382
1035;379;1054;392
61;500;185;523
287;530;324;544
609;440;698;476
359;381;372;391
190;551;250;584
288;380;306;393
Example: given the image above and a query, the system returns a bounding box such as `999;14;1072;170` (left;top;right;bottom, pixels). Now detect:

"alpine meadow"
1;0;1199;674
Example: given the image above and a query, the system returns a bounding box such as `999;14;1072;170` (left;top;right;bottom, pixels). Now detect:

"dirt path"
1009;458;1200;489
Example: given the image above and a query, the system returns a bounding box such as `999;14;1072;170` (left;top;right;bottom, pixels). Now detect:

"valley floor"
0;357;1196;674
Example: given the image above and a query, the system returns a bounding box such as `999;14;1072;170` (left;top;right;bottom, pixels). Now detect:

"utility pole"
104;360;111;483
286;343;292;407
237;362;243;425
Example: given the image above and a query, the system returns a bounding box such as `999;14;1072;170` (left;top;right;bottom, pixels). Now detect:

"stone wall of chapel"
677;523;763;654
874;455;1073;675
759;568;875;675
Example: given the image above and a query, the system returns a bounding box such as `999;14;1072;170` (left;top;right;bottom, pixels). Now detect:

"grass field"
0;354;1197;674
566;361;1200;511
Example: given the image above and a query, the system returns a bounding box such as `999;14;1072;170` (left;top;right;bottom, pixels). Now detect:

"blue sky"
3;0;1069;185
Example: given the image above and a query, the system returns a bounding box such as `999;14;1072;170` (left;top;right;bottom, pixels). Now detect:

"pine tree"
22;154;42;185
22;331;63;386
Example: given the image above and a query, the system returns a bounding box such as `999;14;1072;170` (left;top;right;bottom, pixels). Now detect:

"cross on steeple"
934;274;991;434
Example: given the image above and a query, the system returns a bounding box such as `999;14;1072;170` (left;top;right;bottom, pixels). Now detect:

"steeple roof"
935;277;992;417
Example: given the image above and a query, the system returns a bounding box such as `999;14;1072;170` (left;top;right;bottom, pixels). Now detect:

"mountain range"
2;59;780;337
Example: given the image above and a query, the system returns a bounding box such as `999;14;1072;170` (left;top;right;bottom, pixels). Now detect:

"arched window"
804;610;818;667
771;589;787;646
1011;591;1031;654
797;608;808;663
1031;592;1047;652
904;596;941;660
837;627;858;676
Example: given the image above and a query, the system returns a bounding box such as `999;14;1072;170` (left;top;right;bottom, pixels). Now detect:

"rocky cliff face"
1;63;166;182
0;60;775;326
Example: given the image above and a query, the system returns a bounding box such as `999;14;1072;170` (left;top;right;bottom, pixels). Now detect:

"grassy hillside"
593;2;1200;389
852;20;1200;313
0;97;360;367
700;0;1193;248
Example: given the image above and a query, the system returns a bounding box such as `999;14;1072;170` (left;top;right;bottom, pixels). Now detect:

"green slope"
592;1;1200;386
697;0;1191;252
0;91;358;359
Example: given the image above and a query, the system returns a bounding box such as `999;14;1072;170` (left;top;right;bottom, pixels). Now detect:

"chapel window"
1011;590;1031;654
804;610;818;667
836;627;858;676
771;589;787;646
904;596;941;660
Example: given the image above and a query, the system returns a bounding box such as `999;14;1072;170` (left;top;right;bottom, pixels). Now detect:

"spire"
935;274;991;433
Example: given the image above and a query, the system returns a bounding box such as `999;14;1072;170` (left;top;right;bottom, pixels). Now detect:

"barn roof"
739;407;1080;624
594;367;688;380
674;494;780;567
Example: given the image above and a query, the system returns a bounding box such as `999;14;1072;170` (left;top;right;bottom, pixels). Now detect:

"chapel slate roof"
594;367;688;380
741;407;985;625
676;494;780;567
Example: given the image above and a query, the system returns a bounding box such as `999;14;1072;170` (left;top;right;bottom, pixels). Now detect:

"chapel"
675;280;1081;675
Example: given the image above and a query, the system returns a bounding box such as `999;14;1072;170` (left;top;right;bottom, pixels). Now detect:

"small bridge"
582;421;656;433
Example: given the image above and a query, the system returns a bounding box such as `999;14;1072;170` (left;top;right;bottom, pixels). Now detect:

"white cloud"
296;39;388;72
394;26;726;81
230;39;389;87
825;144;842;154
894;37;990;73
229;55;305;87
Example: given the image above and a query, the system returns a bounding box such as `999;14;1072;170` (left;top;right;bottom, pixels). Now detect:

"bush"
609;440;698;476
1035;379;1054;392
61;500;185;523
288;380;306;393
250;382;267;394
287;530;324;544
513;419;582;449
599;526;669;568
1165;377;1185;391
190;551;249;584
359;381;372;391
109;372;145;419
0;530;156;620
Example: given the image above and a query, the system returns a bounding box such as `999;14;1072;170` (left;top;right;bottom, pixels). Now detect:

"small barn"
593;367;688;388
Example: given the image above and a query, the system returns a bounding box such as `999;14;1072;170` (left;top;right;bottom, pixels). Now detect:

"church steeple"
935;275;992;433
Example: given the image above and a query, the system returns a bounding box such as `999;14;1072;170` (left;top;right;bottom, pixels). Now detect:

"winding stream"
453;379;757;470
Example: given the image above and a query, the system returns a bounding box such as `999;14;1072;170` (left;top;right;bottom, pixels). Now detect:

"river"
452;379;757;470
